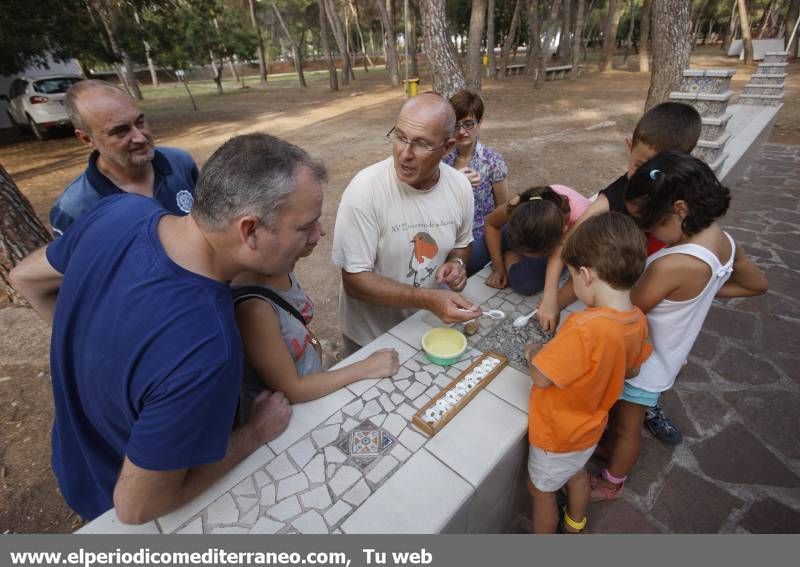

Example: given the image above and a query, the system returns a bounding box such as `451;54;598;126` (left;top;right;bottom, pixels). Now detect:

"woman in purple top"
444;90;509;275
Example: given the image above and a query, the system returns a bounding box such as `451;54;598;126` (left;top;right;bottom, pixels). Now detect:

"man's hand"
427;290;480;323
436;259;467;291
459;167;480;187
485;268;507;289
244;391;292;445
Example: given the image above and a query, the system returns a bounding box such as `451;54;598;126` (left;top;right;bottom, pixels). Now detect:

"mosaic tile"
324;411;343;425
343;479;372;506
312;424;340;448
342;417;360;431
396;403;416;420
366;455;400;484
254;471;271;488
362;387;380;401
382;413;407;437
378;393;395;412
405;381;426;400
292;510;329;534
392;443;411;462
175;517;203;534
412;394;431;409
212;526;249;534
357;399;382;420
324;501;352;528
236;495;259;514
288;437;316;469
239;503;259;527
206;493;239;525
232;476;256;497
259;483;276;506
329;465;362;497
265;453;297;481
267;496;301;521
416;371;433;386
304;454;325;483
342;399;363;416
300;485;333;510
249;517;284;534
324;446;347;464
276;472;309;500
398;428;426;452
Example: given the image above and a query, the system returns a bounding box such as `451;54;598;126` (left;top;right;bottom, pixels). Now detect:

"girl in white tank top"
591;152;768;504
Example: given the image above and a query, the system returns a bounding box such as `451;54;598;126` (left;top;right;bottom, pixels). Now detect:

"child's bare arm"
484;198;514;289
630;255;685;314
716;244;768;298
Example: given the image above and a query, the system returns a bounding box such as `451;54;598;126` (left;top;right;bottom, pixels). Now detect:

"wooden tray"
412;351;509;437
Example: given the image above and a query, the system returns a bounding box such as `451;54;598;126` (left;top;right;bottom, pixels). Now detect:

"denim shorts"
620;381;661;407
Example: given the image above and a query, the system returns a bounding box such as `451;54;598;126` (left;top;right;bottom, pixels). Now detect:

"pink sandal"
590;468;626;503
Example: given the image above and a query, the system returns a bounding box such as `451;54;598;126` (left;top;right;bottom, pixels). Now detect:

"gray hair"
65;79;130;134
193;133;327;231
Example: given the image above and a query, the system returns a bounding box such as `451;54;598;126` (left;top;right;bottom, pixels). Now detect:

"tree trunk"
350;0;373;70
0;164;52;304
487;0;497;77
375;0;401;85
248;0;269;84
737;0;753;64
557;0;572;60
600;0;623;71
409;0;419;77
639;0;651;72
319;0;340;90
418;0;467;97
723;0;738;52
570;0;586;79
645;0;690;111
787;0;800;60
526;0;542;83
272;3;307;87
541;0;564;74
324;0;354;85
466;0;488;89
209;50;224;94
499;0;522;78
623;0;635;64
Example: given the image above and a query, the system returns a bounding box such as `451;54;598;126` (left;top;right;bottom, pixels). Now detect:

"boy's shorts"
620;381;661;407
528;444;595;492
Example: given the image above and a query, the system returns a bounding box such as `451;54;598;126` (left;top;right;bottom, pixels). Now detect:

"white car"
1;75;83;140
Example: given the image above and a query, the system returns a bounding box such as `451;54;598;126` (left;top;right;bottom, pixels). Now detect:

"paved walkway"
577;143;800;533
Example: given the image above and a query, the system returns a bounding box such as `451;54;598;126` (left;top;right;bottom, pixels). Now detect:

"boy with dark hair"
526;212;652;533
535;101;702;446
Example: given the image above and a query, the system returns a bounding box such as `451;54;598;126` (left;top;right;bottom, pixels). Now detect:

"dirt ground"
1;50;798;533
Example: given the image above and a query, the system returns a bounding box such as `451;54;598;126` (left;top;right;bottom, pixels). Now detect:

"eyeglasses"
455;119;479;131
386;127;446;154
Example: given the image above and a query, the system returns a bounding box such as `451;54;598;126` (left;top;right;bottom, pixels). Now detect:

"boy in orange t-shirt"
525;212;653;533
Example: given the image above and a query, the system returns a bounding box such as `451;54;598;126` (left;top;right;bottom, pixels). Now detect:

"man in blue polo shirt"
49;79;197;236
11;134;327;523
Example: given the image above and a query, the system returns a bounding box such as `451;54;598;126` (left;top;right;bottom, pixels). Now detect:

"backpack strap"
232;285;307;328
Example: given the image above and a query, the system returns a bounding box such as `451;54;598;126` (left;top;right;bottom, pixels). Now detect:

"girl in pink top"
483;184;590;296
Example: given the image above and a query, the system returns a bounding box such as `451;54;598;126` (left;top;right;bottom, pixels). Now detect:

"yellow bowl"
421;327;467;366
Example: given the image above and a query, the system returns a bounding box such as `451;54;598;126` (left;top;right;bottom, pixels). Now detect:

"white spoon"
459;308;506;320
512;309;538;328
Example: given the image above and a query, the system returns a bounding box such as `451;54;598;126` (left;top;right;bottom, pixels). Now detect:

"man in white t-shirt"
332;93;481;351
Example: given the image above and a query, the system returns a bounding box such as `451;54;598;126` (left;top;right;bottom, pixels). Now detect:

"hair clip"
529;196;543;201
649;169;662;180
